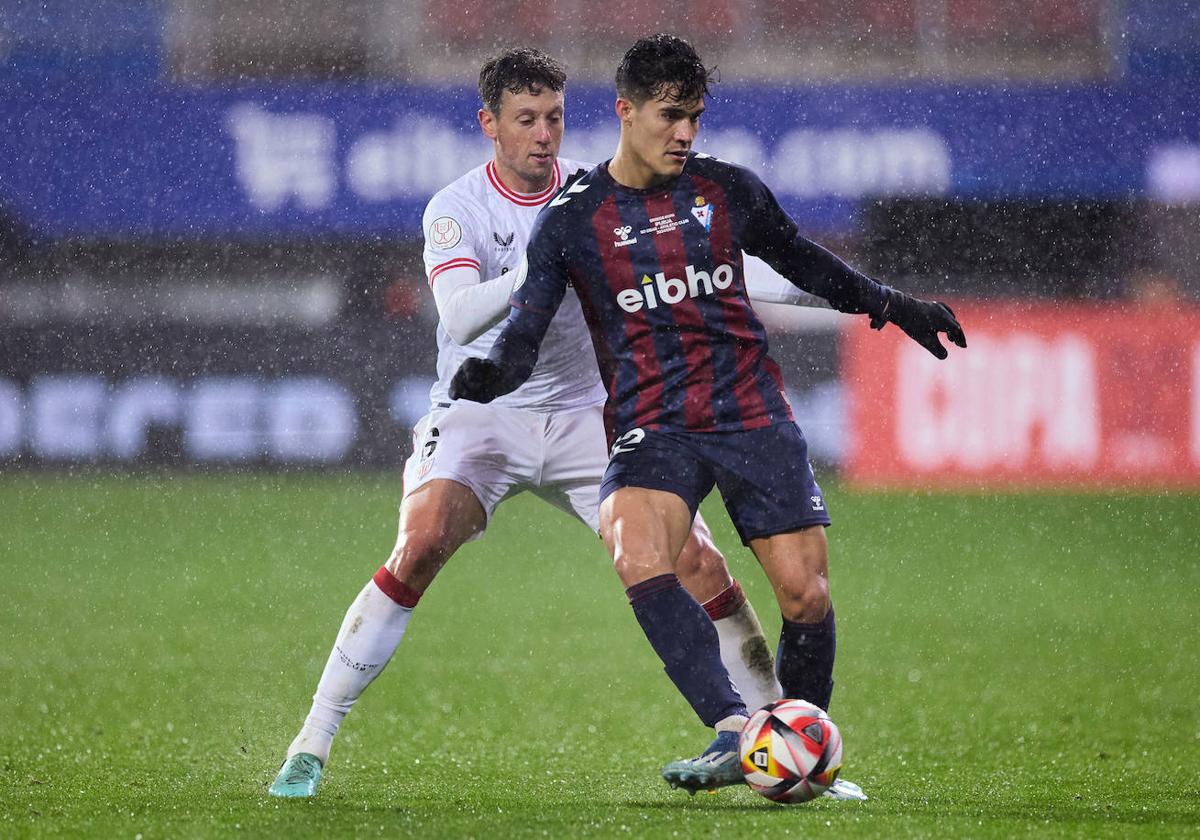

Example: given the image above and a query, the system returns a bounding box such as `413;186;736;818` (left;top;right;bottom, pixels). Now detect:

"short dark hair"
615;34;713;105
478;48;567;114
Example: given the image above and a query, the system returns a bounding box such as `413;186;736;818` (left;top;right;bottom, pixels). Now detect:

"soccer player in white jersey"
269;48;803;798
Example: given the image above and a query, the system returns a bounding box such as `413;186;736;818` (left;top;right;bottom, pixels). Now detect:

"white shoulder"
422;166;492;255
423;165;487;226
557;157;595;178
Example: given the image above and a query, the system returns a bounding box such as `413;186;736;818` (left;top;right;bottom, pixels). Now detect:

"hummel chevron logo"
549;179;590;207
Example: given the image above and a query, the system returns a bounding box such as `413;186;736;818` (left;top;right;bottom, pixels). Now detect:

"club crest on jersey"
416;427;439;479
428;217;463;250
613;225;638;248
493;231;515;249
691;196;713;232
616;263;735;313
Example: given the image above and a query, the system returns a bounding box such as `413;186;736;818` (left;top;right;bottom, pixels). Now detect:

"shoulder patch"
427;216;463;250
548;169;592;208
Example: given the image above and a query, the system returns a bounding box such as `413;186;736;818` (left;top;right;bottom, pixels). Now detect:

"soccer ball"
739;699;843;804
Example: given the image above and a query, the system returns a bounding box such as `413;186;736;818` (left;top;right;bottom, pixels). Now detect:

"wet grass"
1;473;1197;838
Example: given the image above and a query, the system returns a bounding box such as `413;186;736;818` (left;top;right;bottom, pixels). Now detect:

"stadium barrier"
842;300;1200;488
6;302;1198;482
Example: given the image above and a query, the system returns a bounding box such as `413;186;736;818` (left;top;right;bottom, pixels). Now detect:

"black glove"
449;357;511;403
871;290;967;360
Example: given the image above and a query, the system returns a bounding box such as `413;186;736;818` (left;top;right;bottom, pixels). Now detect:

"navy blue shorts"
599;423;831;545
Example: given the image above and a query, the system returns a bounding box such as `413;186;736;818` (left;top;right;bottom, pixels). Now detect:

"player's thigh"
402;401;540;534
748;525;830;622
388;478;487;587
600;486;696;587
710;422;832;545
599;427;717;585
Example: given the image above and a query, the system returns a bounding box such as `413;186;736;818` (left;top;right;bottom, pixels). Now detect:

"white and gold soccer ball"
739;699;844;804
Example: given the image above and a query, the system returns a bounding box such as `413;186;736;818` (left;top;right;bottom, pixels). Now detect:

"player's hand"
870;290;967;359
449;357;509;403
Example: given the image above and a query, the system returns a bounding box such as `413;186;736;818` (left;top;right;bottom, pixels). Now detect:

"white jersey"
421;158;605;412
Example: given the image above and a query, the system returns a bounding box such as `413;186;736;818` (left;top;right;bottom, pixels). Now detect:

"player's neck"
491;158;553;195
608;147;671;191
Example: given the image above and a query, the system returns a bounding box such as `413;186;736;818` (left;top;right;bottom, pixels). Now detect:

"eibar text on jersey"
616;263;735;313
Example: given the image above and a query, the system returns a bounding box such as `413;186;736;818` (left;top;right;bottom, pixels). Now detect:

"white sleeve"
742;253;830;309
431;257;527;345
421;191;499;345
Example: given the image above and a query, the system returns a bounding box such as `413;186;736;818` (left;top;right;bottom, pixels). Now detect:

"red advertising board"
842;300;1200;488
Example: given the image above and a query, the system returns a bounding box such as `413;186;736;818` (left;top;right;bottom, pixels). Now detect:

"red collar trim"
486;160;561;206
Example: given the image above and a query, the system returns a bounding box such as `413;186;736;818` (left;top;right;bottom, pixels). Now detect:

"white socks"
286;569;418;765
712;599;784;713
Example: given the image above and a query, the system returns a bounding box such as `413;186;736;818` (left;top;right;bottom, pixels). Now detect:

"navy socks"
627;574;747;726
776;606;836;711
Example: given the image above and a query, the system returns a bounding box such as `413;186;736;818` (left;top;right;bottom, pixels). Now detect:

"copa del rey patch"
428;216;463;250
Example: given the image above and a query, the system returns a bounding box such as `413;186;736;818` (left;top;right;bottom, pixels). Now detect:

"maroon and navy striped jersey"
492;152;890;440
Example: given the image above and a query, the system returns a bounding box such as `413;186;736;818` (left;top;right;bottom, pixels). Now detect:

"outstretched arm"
741;171;966;358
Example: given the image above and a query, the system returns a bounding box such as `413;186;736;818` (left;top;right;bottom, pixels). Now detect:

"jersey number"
610;428;645;457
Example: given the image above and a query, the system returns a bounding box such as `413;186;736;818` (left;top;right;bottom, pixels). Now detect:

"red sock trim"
372;566;422;608
625;573;680;604
702;579;746;621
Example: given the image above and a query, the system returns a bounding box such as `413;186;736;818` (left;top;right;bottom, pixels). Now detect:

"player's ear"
478;108;498;140
614;97;634;126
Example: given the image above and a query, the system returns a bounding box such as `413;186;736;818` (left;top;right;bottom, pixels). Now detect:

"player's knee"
611;547;674;588
674;539;731;594
385;530;454;580
778;577;830;623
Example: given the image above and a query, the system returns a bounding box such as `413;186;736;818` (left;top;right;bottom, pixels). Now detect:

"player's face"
621;91;704;182
479;87;565;194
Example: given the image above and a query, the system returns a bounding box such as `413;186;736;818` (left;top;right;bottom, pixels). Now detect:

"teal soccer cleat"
661;730;743;794
268;752;323;798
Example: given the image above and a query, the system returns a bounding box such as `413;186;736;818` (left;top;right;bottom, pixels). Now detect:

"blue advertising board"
1;80;1197;239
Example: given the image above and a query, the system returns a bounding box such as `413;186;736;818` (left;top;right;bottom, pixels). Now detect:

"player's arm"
448;215;570;403
422;199;513;345
431;257;528;345
742;255;828;308
741;171;966;358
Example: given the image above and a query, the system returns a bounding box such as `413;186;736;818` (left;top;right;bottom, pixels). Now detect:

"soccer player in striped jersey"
450;35;966;796
270;47;807;799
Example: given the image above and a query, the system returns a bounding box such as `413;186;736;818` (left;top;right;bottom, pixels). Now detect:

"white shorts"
401;400;610;538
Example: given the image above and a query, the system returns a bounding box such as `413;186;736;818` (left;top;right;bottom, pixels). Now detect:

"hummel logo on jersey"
811;495;825;511
616;263;735;313
613;225;637;247
493;231;514;248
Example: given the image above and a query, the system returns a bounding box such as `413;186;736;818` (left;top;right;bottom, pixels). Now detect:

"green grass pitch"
1;473;1198;838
